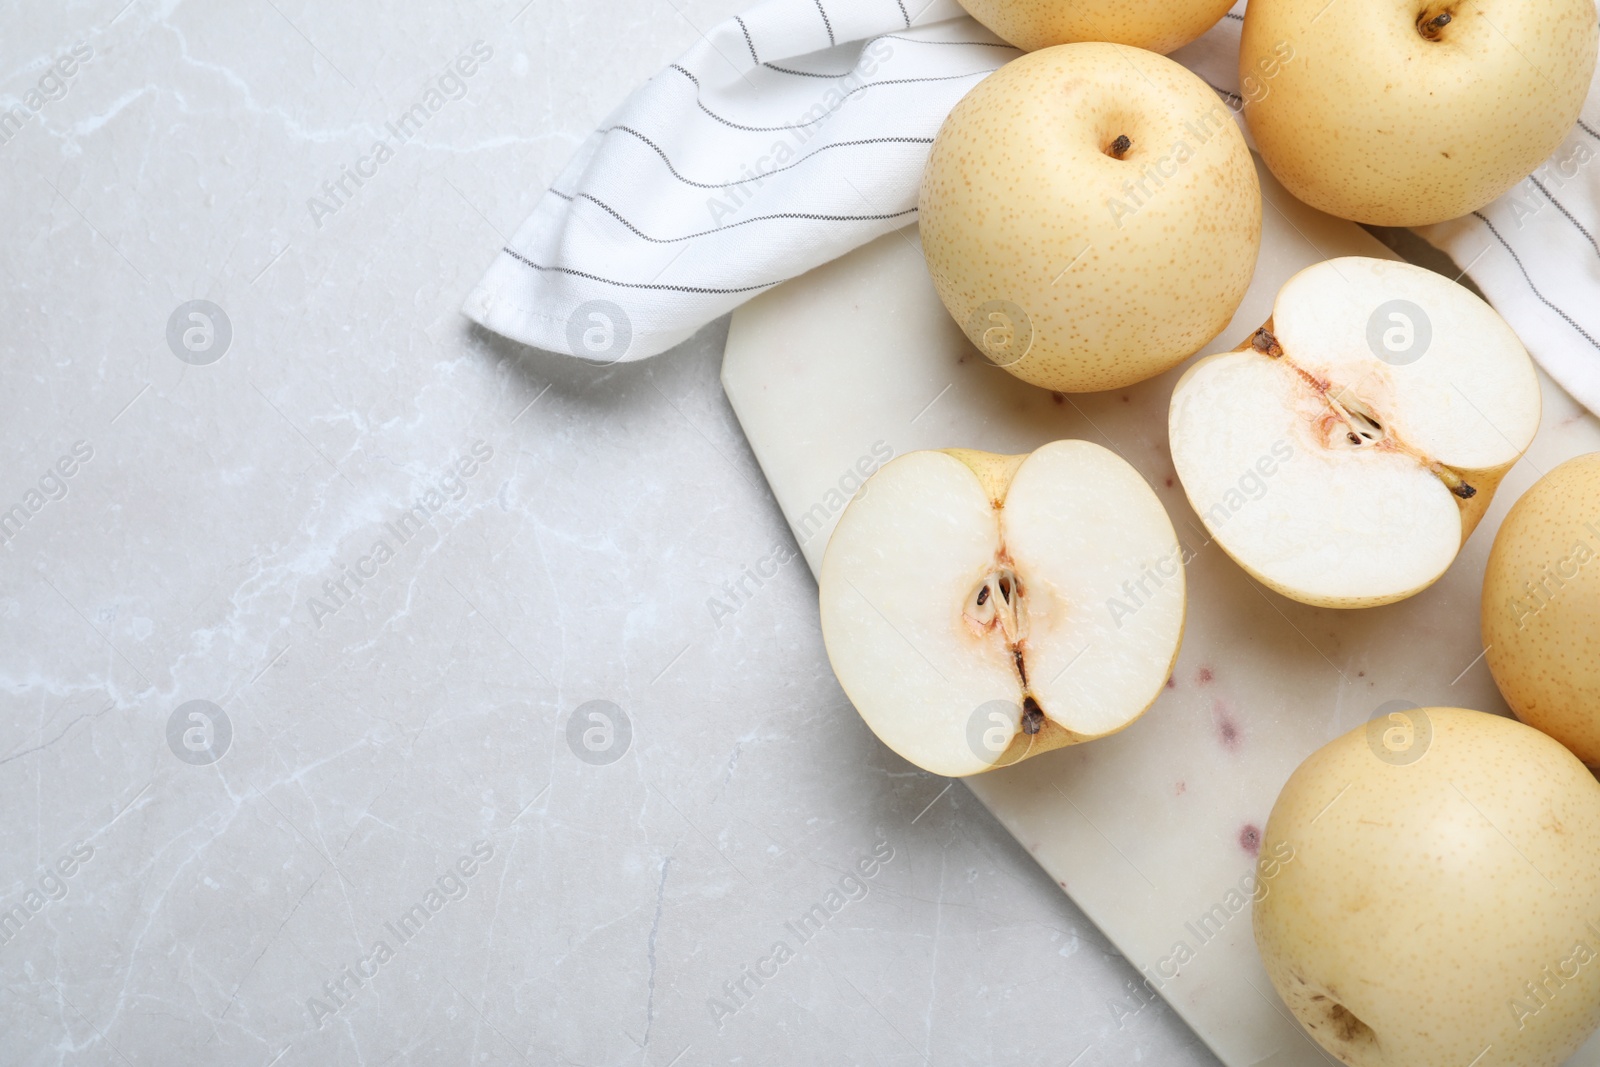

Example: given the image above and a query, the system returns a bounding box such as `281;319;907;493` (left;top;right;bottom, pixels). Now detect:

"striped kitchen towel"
463;0;1600;417
1420;114;1600;418
461;0;1008;362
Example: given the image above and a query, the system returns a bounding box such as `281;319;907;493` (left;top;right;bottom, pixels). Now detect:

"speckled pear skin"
956;0;1236;54
1241;0;1599;227
918;43;1261;394
1484;453;1600;766
1254;707;1600;1067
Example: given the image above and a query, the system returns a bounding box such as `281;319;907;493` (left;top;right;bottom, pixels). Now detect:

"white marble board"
720;157;1600;1066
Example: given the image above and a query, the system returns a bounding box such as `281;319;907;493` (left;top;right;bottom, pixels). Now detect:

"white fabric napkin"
463;0;1600;417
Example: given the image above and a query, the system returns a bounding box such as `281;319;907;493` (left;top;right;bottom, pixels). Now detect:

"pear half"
1169;257;1540;608
818;440;1184;777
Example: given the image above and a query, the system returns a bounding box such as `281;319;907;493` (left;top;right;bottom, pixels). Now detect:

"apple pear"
1483;453;1600;765
1254;706;1600;1066
1241;0;1599;226
818;441;1184;777
919;42;1261;393
956;0;1236;54
1169;256;1540;608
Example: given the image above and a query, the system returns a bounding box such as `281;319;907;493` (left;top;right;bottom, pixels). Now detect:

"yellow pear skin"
919;42;1261;393
956;0;1235;54
1484;453;1600;765
1241;0;1598;226
1255;707;1600;1066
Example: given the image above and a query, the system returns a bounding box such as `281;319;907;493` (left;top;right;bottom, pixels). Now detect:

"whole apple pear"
920;43;1261;392
1254;707;1600;1066
1241;0;1598;226
956;0;1236;54
1483;453;1600;765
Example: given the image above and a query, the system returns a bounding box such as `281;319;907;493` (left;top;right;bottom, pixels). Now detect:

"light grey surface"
0;2;1216;1064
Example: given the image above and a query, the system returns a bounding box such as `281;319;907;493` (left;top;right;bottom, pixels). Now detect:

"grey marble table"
0;2;1217;1063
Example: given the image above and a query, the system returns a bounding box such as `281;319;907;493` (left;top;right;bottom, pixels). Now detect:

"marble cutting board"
719;156;1600;1066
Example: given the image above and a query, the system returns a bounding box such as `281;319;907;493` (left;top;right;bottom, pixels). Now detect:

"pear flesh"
819;441;1184;778
1169;257;1540;608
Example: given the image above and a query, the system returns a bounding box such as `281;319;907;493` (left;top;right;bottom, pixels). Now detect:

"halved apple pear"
818;440;1185;777
1169;257;1541;609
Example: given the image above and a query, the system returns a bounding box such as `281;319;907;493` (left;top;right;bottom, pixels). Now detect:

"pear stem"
1108;134;1131;159
1251;327;1285;358
1433;464;1478;499
1021;697;1045;735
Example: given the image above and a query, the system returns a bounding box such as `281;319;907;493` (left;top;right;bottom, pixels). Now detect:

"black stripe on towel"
666;65;998;133
592;126;934;190
734;15;759;65
759;33;1020;78
877;34;1020;48
1529;177;1600;262
500;246;790;295
814;0;834;46
558;191;918;244
763;62;855;79
1205;81;1244;107
1473;210;1600;353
